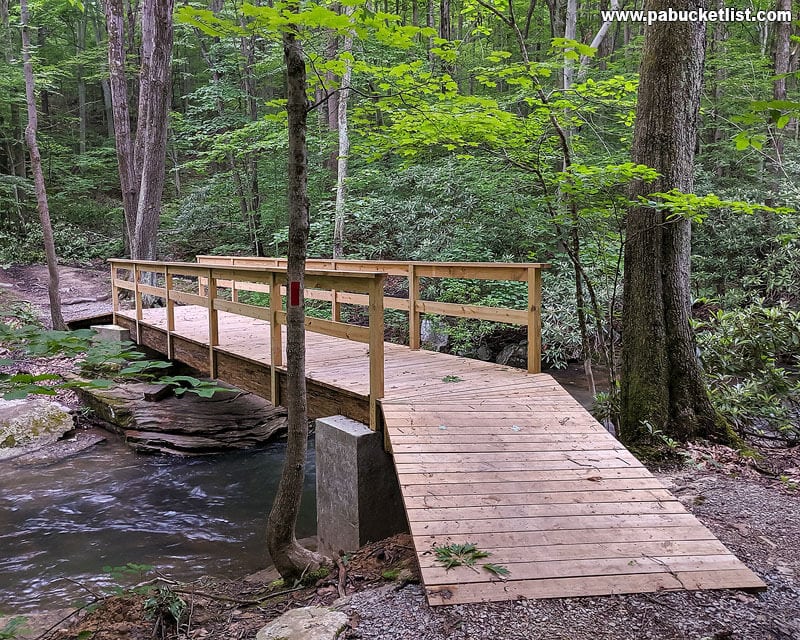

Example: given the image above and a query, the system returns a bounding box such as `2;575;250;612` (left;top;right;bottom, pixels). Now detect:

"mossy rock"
0;399;74;455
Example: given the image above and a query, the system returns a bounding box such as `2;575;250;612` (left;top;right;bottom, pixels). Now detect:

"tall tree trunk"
92;1;115;138
77;11;88;155
439;0;450;40
620;0;718;447
105;0;138;247
334;6;355;259
1;0;24;217
769;0;791;195
266;20;325;582
562;0;577;89
21;0;65;330
132;0;174;261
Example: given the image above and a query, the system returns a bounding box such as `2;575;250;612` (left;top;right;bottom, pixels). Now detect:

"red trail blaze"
289;281;301;307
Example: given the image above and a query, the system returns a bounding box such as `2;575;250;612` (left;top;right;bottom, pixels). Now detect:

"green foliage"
694;302;800;443
432;542;488;569
0;323;231;400
0;616;29;640
432;542;511;578
143;587;186;628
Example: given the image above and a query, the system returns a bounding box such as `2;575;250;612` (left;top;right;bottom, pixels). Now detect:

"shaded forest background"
0;0;798;443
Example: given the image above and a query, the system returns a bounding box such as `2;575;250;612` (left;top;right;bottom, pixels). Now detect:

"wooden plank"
417;539;733;567
212;298;272;321
169;290;209;307
398;467;654;486
425;570;765;606
368;275;385;433
406;500;686;524
416;300;527;325
403;488;676;509
395;458;643;473
113;279;135;291
413;526;720;551
399;477;669;497
410;513;700;536
414;264;529;281
421;554;749;586
527;266;542;373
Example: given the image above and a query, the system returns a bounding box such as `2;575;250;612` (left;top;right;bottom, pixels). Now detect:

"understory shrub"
694;301;800;444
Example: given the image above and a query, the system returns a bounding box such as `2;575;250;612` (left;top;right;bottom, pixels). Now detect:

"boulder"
0;398;74;456
74;381;287;455
255;607;349;640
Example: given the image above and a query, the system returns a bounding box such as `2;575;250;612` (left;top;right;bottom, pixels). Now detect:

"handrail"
109;258;386;431
196;255;548;374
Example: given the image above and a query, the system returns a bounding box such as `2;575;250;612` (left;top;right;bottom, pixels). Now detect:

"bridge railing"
196;255;549;374
109;259;386;430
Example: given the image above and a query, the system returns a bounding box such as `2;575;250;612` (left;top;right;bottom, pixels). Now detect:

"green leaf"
483;563;511;578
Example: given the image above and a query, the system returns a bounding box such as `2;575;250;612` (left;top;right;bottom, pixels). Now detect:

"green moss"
381;568;401;581
300;566;330;585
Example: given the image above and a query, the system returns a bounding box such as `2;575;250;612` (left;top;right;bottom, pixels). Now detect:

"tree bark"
21;0;66;330
132;0;174;261
105;0;138;247
769;0;791;189
265;20;325;582
334;6;355;259
620;0;718;447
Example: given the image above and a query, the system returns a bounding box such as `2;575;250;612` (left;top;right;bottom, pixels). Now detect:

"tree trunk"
93;1;115;139
562;0;577;89
77;11;88;155
21;0;65;331
769;0;791;191
132;0;174;261
105;0;138;247
334;6;355;260
620;0;718;447
265;20;325;582
439;0;450;40
1;0;24;217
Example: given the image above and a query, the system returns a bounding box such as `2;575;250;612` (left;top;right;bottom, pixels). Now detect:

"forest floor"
1;265;800;639
0;263;113;326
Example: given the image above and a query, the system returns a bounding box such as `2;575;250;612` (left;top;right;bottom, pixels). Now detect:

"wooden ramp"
382;381;766;605
109;258;766;606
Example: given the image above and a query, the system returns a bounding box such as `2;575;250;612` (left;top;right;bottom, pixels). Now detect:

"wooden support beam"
528;266;542;374
269;271;283;405
368;275;386;434
133;263;142;343
207;271;218;377
409;264;420;350
165;267;175;360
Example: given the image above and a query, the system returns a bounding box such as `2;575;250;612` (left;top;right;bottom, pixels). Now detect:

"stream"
0;435;317;613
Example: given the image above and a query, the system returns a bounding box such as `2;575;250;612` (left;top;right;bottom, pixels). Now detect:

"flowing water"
0;435;316;613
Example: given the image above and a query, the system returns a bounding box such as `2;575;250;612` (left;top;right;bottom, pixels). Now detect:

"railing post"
165;266;175;360
527;266;542;374
229;257;238;302
269;271;283;405
368;274;385;435
110;263;119;324
133;263;142;343
207;268;218;377
331;260;341;322
408;263;420;350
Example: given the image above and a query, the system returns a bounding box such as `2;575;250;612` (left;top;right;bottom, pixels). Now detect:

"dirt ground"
0;263;112;326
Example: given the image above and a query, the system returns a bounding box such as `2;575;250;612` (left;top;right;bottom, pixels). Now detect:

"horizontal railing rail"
109;259;386;430
196;255;549;374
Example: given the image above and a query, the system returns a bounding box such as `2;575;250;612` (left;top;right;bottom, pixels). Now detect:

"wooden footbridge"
109;256;765;605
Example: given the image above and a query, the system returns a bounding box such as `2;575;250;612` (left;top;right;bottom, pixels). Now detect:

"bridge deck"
117;304;765;605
